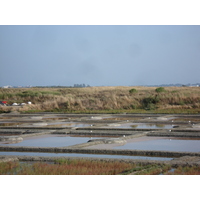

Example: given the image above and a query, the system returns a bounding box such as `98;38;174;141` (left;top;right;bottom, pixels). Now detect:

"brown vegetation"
0;160;136;175
1;160;199;175
0;86;200;113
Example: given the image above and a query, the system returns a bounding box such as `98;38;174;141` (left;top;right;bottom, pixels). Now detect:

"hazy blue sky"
1;25;200;87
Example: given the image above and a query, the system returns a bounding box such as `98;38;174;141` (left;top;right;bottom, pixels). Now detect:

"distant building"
2;85;12;88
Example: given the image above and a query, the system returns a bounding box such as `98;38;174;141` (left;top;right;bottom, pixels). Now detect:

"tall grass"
164;166;200;175
1;86;200;113
1;160;199;175
0;161;20;174
0;160;136;175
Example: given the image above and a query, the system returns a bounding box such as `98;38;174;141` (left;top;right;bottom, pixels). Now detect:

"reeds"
164;166;200;175
0;160;136;175
1;160;199;175
0;161;20;174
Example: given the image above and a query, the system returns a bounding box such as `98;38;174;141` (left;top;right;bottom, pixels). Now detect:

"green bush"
142;96;160;110
16;90;61;98
129;88;137;94
178;100;185;105
155;87;166;93
130;104;137;109
16;91;40;97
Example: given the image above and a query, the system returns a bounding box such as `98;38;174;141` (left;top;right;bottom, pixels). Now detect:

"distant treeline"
34;84;91;88
146;83;200;87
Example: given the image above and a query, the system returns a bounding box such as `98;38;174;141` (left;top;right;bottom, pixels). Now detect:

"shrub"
130;104;137;109
129;88;137;94
142;96;160;110
178;100;185;105
155;87;166;93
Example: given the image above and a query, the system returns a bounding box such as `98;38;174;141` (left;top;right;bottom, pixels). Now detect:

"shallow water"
102;117;144;121
46;122;92;127
105;123;177;129
114;136;200;152
23;122;93;128
0;151;173;161
129;123;174;129
0;134;98;147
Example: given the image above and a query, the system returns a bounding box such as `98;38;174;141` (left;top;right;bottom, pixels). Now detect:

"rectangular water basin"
107;123;177;129
22;122;93;128
114;136;200;152
0;134;101;147
46;122;93;128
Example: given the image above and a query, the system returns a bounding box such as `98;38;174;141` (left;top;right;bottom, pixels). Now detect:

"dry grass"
0;86;200;113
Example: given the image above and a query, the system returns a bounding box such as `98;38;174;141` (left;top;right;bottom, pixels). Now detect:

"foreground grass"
1;159;200;175
1;86;200;114
163;166;200;175
0;160;135;175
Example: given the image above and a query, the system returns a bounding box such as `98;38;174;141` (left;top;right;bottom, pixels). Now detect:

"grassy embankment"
1;159;200;175
0;86;200;114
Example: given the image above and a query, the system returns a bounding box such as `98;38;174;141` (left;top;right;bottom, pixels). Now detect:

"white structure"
2;85;12;88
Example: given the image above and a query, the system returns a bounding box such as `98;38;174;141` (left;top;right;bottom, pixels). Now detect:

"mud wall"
0;146;200;157
1;155;200;167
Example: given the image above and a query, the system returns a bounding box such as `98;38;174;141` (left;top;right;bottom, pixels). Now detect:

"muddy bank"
0;129;55;138
0;155;169;165
1;155;200;167
170;156;200;167
147;131;200;137
68;134;147;149
0;126;68;130
0;146;200;158
69;129;146;136
0;156;19;163
0;129;38;135
76;127;200;132
0;136;23;142
68;138;127;149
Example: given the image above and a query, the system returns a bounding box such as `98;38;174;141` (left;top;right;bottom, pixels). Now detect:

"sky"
0;25;200;87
